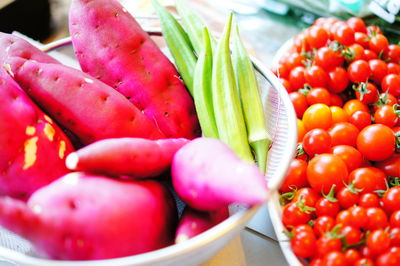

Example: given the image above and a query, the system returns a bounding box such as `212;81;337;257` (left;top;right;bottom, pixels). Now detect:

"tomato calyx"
393;104;400;117
388;176;400;187
326;224;344;239
322;184;338;202
374;90;390;108
353;82;370;101
344;181;363;195
296;143;307;157
342;46;355;62
395;131;400;150
295;195;316;214
329;41;344;53
280;186;298;206
298;84;312;96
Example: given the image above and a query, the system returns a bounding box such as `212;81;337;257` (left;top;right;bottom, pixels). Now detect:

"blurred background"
0;0;398;66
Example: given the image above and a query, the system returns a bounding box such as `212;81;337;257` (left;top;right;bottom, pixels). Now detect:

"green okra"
174;0;216;55
232;25;271;173
193;27;218;139
211;13;253;162
151;0;196;95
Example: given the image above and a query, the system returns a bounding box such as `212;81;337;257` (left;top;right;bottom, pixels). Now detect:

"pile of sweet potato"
0;0;268;260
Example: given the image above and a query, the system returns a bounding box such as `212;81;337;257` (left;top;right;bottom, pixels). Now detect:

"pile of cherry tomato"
274;16;400;266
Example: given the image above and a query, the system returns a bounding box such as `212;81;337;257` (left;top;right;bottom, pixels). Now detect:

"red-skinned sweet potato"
0;172;178;260
172;137;268;211
0;70;74;200
4;57;165;144
69;0;200;139
66;137;189;178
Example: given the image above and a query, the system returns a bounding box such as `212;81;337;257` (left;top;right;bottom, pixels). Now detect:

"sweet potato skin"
172;137;268;211
0;70;74;200
0;173;178;260
67;137;189;178
69;0;200;139
0;32;59;64
5;57;165;144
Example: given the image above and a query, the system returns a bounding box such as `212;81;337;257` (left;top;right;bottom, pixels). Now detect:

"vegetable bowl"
0;29;297;266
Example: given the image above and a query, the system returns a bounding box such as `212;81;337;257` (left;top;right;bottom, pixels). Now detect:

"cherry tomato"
388;62;400;75
315;196;340;218
347;43;365;62
273;63;290;79
279;78;292;92
303;128;332;156
349;110;371;130
367;25;383;36
291;226;317;258
282;201;312;227
330;106;349;124
340;225;362;245
293;187;319;208
382;74;400;97
337;186;359;209
390;210;400;227
369;34;389;55
389;227;400;246
313;215;335;237
343;99;369;116
322;251;347;266
363;49;379;60
303;104;333;131
354;82;378;104
333;24;355;46
328;122;359;147
354;32;369;48
374;104;399;128
347;17;367;33
317;233;342;257
347;59;370;83
357;124;396;161
306;87;331;106
307;154;348;194
354;258;374;266
305;65;328;88
279;159;308;193
376;251;400;266
289;91;308;118
343;248;360;265
336;209;352;227
369;59;388;83
289;66;306;90
286;52;305;69
359;192;380;208
375;154;400;177
314;47;344;70
366;207;389;230
293;32;310;53
367;229;390;255
348;167;387;193
386;44;400;63
382;186;400;213
349;205;368;229
331;145;362;172
327;67;348;93
306;25;329;49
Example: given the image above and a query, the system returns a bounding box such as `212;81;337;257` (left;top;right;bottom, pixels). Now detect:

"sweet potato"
0;70;74;200
66;137;189;178
172;137;268;211
0;32;59;64
69;0;200;139
4;57;165;144
175;207;229;243
0;172;178;260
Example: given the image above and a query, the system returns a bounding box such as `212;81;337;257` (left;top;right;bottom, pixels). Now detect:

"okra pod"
174;0;216;55
151;0;196;95
211;13;253;162
232;25;271;173
193;27;218;139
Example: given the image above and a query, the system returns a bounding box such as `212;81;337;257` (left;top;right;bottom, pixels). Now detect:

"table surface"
44;1;304;265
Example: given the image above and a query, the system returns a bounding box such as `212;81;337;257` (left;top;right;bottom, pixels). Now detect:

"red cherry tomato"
347;17;367;33
349;110;371;130
374;104;399;128
306;87;331;106
333;24;355;46
305;65;328;88
386;44;400;63
382;186;400;213
343;248;361;265
340;225;362;245
306;25;329;49
369;59;388;83
327;67;348;93
348;167;387;193
354;82;378;104
365;207;389;230
290;225;317;258
347;59;370;83
313;215;335;237
367;229;390;255
289;66;306;90
279;159;308;193
357;124;396;161
303;128;332;156
382;74;400;97
307;154;348;194
359;193;380;208
337;186;359;209
369;34;389;55
289;91;308;118
328;122;359;147
354;32;369;48
314;47;344;70
388;62;400;74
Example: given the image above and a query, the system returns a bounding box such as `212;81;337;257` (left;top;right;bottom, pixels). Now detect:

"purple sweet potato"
172;137;268;211
175;207;229;243
0;172;178;260
66;137;189;178
69;0;200;139
0;32;59;64
0;70;74;200
5;57;165;144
